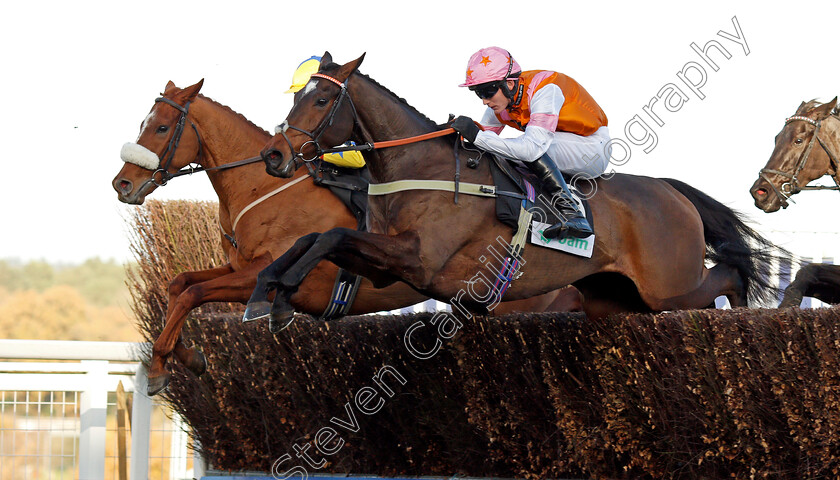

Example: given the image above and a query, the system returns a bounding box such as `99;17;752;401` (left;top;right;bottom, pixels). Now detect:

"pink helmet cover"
459;46;522;87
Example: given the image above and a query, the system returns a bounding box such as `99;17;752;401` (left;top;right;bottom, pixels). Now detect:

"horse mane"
800;98;821;113
320;61;440;129
196;93;270;136
356;72;440;128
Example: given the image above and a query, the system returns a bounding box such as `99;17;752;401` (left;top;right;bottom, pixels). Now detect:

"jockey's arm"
474;84;564;163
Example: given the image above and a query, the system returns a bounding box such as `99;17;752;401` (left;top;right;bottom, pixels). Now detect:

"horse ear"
807;97;837;119
336;53;365;81
175;79;204;103
321;51;332;68
163;80;178;96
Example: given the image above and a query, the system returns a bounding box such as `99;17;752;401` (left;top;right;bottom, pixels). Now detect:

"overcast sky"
1;0;838;265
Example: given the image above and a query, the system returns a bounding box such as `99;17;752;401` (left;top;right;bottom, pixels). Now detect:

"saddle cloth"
488;156;595;258
315;162;370;230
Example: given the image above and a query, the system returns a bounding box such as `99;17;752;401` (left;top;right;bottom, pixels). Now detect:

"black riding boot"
527;155;593;239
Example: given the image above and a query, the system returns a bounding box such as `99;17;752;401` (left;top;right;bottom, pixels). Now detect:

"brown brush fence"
128;200;840;479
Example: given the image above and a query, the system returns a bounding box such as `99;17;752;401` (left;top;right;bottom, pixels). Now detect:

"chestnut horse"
750;97;840;308
113;80;582;395
254;53;782;324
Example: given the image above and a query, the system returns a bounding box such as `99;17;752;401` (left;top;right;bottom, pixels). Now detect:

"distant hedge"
128;200;840;479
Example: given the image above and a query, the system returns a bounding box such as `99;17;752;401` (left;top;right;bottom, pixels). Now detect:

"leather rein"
142;97;263;189
758;113;840;208
275;73;455;168
139;88;457;248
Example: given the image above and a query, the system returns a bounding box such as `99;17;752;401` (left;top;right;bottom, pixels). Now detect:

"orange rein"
308;73;460;153
372;127;455;148
318;127;459;156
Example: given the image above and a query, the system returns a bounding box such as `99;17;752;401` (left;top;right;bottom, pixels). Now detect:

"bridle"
758;113;840;208
271;72;457;173
135;97;262;190
275;73;362;168
149;97;203;186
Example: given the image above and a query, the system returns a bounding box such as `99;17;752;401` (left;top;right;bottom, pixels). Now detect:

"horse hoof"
269;310;295;333
147;372;171;396
243;301;272;322
185;350;207;377
779;298;800;309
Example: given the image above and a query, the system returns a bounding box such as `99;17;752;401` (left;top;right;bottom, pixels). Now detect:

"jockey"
451;46;610;240
287;56;366;169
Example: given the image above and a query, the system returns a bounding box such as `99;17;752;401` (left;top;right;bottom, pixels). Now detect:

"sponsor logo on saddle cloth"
529;188;595;258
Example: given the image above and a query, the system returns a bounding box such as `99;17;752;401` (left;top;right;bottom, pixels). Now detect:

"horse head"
750;97;839;212
112;79;205;204
261;52;365;178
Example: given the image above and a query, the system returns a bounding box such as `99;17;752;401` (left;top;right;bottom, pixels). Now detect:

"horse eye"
794;138;803;145
316;98;328;107
157;125;169;133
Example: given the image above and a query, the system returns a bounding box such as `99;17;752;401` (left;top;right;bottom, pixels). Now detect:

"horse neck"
188;98;280;223
821;115;840;183
349;76;454;183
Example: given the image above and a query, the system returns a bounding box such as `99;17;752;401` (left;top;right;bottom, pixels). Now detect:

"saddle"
309;154;596;320
310;161;370;230
488;155;594;236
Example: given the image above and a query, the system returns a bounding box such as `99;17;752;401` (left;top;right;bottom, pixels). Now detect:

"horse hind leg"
573;273;653;320
780;263;840;308
652;263;746;311
575;265;746;319
709;264;746;307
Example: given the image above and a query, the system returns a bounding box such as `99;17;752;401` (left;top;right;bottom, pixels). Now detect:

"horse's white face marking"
274;121;289;135
301;80;317;97
138;111;158;140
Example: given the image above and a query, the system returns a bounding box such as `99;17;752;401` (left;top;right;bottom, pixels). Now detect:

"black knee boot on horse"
527;155;593;239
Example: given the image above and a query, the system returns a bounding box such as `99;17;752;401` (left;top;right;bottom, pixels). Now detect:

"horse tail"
661;178;788;306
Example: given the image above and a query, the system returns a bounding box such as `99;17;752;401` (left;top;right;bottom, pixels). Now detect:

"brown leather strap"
371;127;455;148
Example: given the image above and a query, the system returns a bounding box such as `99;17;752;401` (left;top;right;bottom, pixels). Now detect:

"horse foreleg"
243;233;321;323
148;256;271;396
272;228;424;324
161;264;235;378
780;264;840;308
167;264;236;309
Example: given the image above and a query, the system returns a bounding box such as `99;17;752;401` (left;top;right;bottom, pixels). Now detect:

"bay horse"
112;80;583;395
750;97;840;308
254;52;782;323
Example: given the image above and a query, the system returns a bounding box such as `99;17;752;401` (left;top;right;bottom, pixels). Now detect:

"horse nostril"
115;178;133;194
755;188;767;196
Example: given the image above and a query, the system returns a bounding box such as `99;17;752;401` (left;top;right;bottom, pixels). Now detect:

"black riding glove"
451;116;480;143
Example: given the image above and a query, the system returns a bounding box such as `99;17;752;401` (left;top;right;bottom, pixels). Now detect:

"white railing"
0;339;205;480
